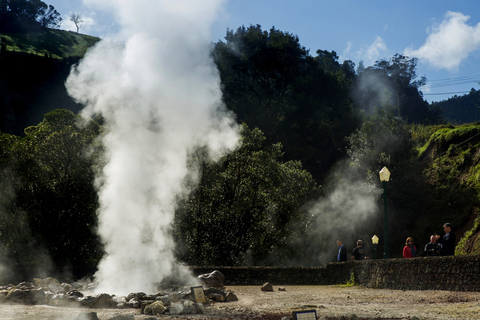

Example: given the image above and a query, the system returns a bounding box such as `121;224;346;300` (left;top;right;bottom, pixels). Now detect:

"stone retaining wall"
190;254;480;292
352;255;480;292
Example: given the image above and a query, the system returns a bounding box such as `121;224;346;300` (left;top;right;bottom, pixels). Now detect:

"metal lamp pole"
379;167;391;259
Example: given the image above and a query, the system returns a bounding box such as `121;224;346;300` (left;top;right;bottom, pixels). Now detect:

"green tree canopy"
0;109;103;279
174;124;320;266
213;25;359;182
352;54;441;124
0;0;61;31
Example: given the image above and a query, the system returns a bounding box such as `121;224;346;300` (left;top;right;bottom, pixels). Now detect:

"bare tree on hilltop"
70;12;83;33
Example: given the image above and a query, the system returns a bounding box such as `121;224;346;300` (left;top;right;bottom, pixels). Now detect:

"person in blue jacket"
336;239;347;262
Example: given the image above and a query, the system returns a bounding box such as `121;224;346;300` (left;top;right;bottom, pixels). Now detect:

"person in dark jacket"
436;223;456;256
424;235;440;256
351;239;368;260
336;239;347;262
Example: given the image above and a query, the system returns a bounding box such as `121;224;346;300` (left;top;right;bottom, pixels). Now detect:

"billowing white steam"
66;0;238;294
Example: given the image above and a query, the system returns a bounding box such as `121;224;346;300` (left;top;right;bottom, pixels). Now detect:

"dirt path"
1;285;480;320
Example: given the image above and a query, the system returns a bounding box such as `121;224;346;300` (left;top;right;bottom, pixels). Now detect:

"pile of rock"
0;271;238;317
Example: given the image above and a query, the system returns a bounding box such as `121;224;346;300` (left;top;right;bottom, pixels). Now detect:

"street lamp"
379;166;391;259
372;235;379;259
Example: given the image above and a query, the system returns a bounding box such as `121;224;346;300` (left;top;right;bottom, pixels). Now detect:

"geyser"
66;0;238;295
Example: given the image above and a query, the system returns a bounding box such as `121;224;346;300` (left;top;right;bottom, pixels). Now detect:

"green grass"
1;28;100;59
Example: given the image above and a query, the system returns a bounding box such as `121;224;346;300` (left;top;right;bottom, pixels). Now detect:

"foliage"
0;109;103;279
456;212;480;255
173;125;320;266
0;0;62;32
0;29;100;58
212;25;359;182
352;54;442;124
431;89;480;124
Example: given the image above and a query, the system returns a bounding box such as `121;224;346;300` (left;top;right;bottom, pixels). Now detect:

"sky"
48;0;480;103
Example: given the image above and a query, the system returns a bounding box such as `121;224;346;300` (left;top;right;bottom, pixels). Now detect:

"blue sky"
48;0;480;103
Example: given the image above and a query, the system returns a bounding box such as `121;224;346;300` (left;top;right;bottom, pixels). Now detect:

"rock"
225;291;238;302
278;287;286;291
169;300;203;315
74;312;99;320
209;293;225;302
4;288;46;305
92;293;117;308
127;298;141;308
78;296;97;308
68;290;84;298
144;301;167;315
198;270;225;288
126;292;146;301
34;277;62;293
261;282;274;291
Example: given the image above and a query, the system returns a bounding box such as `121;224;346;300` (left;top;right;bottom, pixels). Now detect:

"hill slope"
417;123;480;255
1;28;100;58
0;29;100;135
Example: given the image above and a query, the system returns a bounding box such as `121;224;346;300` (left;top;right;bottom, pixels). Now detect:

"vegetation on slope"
1;28;100;59
414;123;480;255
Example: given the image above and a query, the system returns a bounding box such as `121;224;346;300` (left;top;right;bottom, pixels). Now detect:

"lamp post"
372;235;379;259
379;166;391;259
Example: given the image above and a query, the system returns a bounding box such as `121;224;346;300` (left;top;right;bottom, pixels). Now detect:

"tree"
0;0;61;31
173;125;320;266
70;12;83;33
212;25;360;182
2;109;103;278
352;53;441;124
38;4;61;28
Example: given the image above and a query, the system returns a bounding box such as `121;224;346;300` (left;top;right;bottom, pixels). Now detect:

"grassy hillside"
1;28;100;59
0;28;99;135
416;122;480;255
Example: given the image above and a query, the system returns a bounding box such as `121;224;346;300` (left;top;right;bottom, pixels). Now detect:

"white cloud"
404;11;480;71
356;36;389;66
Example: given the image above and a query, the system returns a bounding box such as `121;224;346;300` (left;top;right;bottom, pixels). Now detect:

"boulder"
261;282;274;291
4;288;46;305
143;301;167;315
169;300;203;315
225;290;238;302
92;293;117;308
198;270;225;288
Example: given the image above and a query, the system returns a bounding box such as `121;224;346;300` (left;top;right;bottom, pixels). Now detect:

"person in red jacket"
403;237;417;258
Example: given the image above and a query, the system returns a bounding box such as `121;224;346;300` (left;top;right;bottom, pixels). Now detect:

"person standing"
351;239;368;260
436;223;456;256
336;239;347;262
424;235;440;256
403;237;417;258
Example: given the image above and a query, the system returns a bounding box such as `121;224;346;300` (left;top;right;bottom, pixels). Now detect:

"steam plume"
66;0;238;294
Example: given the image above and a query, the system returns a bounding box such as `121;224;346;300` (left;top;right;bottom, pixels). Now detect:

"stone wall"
352;255;480;292
190;255;480;292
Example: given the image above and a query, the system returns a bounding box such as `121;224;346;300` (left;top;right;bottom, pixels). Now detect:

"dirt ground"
1;285;480;320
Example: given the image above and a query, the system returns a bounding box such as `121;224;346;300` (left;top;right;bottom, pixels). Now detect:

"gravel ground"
1;285;480;320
